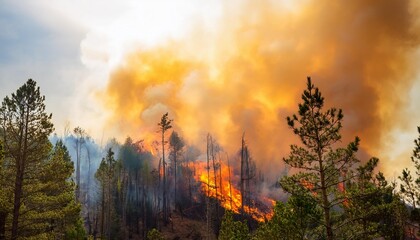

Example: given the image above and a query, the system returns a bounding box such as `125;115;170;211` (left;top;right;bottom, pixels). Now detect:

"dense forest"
0;78;419;240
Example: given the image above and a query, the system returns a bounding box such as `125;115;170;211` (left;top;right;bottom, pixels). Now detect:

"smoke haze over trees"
1;1;420;239
1;78;419;239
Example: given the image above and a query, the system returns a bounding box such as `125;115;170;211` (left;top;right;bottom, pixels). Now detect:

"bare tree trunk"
101;186;105;238
240;134;245;216
107;173;111;240
142;174;147;239
219;154;222;205
211;138;219;217
174;150;177;209
76;140;80;199
187;156;192;204
206;134;211;240
319;155;333;240
162;129;168;223
226;153;233;210
86;147;92;234
0;210;6;240
11;161;24;240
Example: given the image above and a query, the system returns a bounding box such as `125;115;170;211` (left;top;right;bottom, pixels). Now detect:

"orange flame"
194;160;274;222
300;179;318;197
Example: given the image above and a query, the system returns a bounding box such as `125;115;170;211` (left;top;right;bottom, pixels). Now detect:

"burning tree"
280;77;360;240
240;134;256;219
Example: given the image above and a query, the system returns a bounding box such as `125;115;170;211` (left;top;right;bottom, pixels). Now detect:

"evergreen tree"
280;77;360;240
253;194;321;240
158;113;172;223
146;228;164;240
0;140;7;239
0;79;54;239
169;131;184;208
44;140;84;239
399;127;420;212
95;148;117;239
73;127;86;201
338;158;407;239
218;211;249;240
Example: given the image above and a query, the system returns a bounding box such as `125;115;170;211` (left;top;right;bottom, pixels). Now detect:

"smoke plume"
101;0;420;181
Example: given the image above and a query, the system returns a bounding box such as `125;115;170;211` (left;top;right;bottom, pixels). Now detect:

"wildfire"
194;160;274;222
300;179;317;197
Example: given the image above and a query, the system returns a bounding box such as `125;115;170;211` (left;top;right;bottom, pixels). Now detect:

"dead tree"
158;113;172;223
73;127;86;200
206;134;211;240
226;153;233;210
240;134;253;216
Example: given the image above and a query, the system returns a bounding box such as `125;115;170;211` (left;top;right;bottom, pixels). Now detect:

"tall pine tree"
280;77;360;240
0;79;54;239
95;148;117;239
0;79;82;239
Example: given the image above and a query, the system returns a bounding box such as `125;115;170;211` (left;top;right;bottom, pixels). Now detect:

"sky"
1;0;420;180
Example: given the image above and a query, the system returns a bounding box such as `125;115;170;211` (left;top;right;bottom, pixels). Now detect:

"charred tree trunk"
218;154;222;206
86;147;92;235
226;153;233;210
162;127;168;223
240;134;245;216
174;150;178;210
206;134;211;240
0;210;6;240
211;139;219;217
101;185;105;238
75;140;80;200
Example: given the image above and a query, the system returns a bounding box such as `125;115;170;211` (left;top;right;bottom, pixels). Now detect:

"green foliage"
281;77;360;239
64;218;87;240
218;211;249;240
169;131;185;153
95;148;119;239
337;158;407;239
0;79;83;239
158;112;173;133
147;228;164;240
253;194;321;240
96;148;117;184
399;127;420;212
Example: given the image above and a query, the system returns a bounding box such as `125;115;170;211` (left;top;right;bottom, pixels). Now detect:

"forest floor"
159;211;216;240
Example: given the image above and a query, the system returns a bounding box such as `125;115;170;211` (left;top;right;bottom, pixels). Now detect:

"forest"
0;77;419;240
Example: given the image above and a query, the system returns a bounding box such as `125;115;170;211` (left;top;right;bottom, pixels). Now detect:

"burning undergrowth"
189;135;276;223
193;158;275;222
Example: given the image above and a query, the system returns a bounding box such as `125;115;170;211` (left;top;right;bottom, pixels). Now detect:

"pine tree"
253;194;321;240
0;140;7;239
73;126;86;200
280;77;360;240
218;211;249;240
339;158;407;239
399;127;420;212
157;113;172;223
169;131;184;209
0;79;54;239
37;140;84;239
95;148;117;239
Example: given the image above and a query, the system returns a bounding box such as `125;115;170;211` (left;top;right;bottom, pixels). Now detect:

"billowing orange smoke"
101;0;420;180
193;160;274;222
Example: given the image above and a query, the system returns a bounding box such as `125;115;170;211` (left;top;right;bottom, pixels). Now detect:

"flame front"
194;160;274;222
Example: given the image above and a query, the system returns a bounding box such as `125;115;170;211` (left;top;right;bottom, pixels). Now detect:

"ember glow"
194;160;274;222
